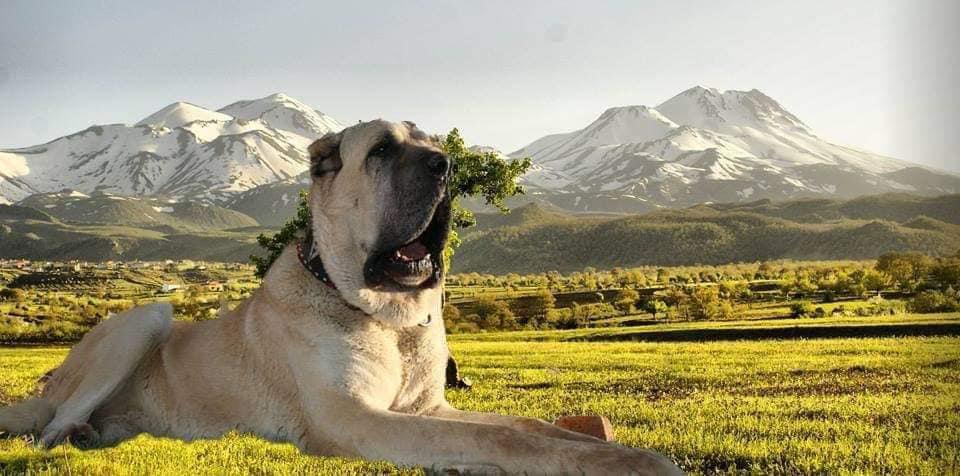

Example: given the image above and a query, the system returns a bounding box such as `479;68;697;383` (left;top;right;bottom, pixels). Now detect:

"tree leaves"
250;190;311;278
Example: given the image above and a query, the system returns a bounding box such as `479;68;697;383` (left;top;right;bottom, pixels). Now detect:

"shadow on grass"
572;323;960;343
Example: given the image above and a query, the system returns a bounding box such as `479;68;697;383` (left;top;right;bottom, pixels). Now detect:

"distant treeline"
441;251;960;333
2;252;958;342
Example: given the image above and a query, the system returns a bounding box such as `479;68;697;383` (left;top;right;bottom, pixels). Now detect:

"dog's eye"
370;138;396;158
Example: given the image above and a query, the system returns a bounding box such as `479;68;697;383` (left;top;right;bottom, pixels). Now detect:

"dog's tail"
0;398;55;436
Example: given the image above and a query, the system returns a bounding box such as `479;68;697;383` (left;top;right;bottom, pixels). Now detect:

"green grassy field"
1;313;959;475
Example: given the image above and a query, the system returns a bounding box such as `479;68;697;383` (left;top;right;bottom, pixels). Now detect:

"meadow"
1;313;958;475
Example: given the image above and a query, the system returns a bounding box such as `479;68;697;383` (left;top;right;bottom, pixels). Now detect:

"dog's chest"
388;327;446;412
343;324;446;414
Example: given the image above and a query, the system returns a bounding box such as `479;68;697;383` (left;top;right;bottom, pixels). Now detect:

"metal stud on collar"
296;238;336;290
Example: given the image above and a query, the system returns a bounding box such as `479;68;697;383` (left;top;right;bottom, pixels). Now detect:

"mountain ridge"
2;87;957;218
507;86;956;213
0;93;343;205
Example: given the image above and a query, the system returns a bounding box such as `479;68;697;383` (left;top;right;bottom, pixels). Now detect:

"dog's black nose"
426;152;450;178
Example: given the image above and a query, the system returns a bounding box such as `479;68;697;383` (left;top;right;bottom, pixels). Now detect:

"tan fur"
0;120;681;475
0;398;54;435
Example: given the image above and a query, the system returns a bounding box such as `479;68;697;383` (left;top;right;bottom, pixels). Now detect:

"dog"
0;120;682;475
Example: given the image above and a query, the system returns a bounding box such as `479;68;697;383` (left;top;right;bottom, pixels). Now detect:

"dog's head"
306;119;451;327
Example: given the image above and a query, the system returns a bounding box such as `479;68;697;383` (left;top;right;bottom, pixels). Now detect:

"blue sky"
1;0;957;171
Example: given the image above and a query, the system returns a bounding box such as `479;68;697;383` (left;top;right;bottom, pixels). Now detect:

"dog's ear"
308;132;343;176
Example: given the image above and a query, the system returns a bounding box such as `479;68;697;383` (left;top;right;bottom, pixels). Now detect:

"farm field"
1;313;958;474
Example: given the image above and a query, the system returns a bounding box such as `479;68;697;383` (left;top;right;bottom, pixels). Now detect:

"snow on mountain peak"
511;105;680;165
1;87;950;214
135;102;233;129
0;94;345;204
218;93;343;138
657;86;810;134
510;86;936;210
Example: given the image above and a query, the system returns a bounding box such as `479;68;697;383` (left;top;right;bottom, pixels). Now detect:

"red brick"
553;415;616;442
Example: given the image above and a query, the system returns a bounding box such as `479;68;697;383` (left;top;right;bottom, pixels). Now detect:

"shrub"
790;301;815;318
474;297;518;330
545;308;572;328
614;288;640;314
866;296;904;316
0;319;88;344
449;321;480;334
528;289;556;320
643;300;668;320
0;287;25;301
442;303;463;333
908;291;960;313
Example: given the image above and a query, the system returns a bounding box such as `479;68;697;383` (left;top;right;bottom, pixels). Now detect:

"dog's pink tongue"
398;241;429;261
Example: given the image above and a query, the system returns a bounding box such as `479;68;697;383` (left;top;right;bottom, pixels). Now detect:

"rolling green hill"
453;194;960;273
0;217;263;262
3;193;958;270
18;191;260;231
0;204;56;222
702;193;960;224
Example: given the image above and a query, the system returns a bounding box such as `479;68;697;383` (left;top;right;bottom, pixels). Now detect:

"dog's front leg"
304;401;681;475
428;404;604;443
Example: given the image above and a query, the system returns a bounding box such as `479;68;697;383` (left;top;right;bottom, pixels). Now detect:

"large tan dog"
0;120;681;475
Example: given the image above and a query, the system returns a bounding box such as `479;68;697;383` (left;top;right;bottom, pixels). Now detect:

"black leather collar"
296;228;336;289
297;227;435;327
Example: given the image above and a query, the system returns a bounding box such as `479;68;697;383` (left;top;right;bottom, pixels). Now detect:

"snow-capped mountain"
512;86;959;212
0;94;343;204
218;93;343;139
2;86;957;216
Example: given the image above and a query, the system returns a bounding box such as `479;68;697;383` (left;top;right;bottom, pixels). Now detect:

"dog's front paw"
40;421;100;449
432;463;506;476
574;445;683;476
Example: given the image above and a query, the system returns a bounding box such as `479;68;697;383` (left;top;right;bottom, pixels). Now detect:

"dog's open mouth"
365;194;449;291
384;240;433;284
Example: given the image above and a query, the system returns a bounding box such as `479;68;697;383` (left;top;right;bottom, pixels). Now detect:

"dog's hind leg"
39;302;172;448
0;398;55;436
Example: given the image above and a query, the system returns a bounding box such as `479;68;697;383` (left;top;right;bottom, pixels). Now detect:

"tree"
790;301;815;318
473;296;518;330
177;285;207;321
528;288;556;322
614;288;640;314
719;280;751;300
251;129;531;278
251;190;311;278
931;258;960;289
908;290;959;313
644;300;667;320
442;129;531;267
877;252;934;292
861;269;891;297
687;286;723;321
848;269;870;297
442;303;463;333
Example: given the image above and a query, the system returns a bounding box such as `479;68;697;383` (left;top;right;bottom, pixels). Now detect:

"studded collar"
296;227;436;327
296;228;336;289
